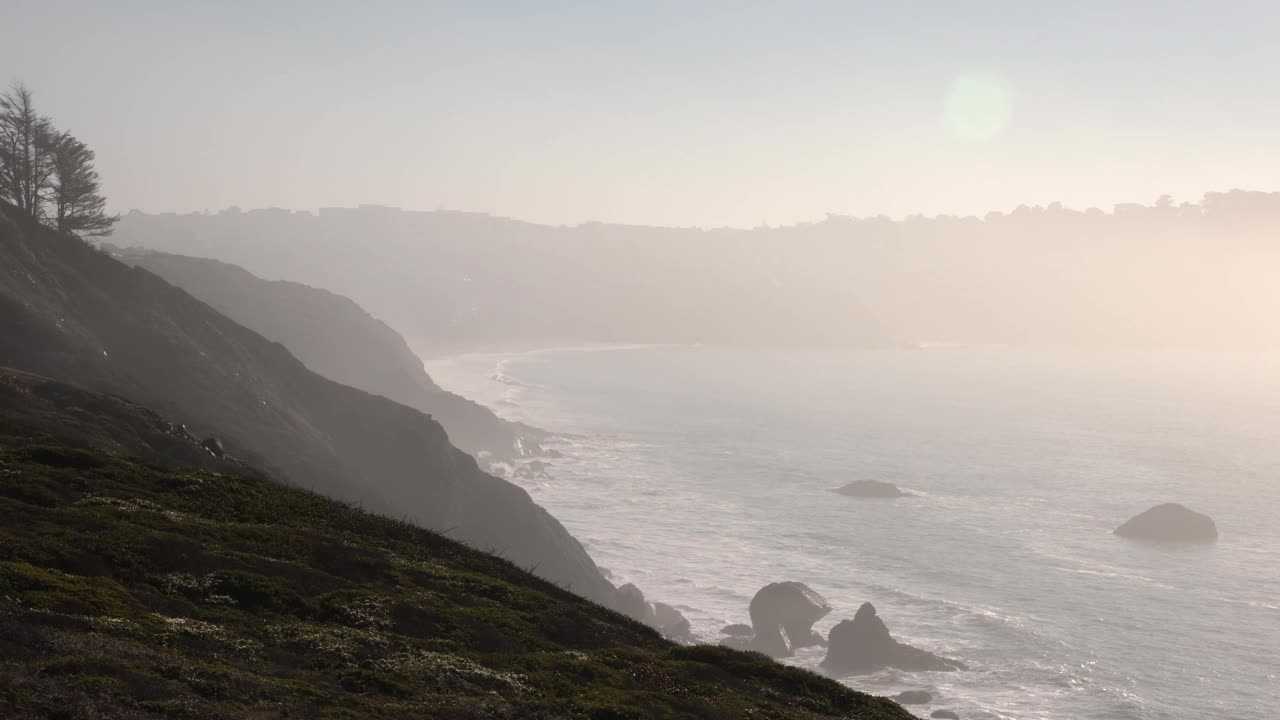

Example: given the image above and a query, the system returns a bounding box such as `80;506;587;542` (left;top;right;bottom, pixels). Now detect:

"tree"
0;82;57;218
50;131;116;237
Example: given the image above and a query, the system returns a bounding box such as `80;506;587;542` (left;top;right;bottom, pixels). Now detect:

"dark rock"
1114;503;1217;542
615;584;657;626
748;581;832;657
834;480;908;498
823;603;964;674
513;459;553;480
720;623;754;637
659;616;693;644
894;690;933;705
931;711;959;719
653;602;693;644
201;436;225;457
653;602;683;628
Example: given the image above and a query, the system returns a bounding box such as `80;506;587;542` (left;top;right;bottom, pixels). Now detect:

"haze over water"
427;344;1280;720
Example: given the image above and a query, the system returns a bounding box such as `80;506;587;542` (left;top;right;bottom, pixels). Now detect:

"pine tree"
50;131;117;237
0;82;57;219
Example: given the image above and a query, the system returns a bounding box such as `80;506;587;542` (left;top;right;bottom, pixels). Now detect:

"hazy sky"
5;1;1279;227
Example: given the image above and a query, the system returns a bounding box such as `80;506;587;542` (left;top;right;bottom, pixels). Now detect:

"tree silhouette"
0;82;57;218
0;81;115;237
50;131;117;237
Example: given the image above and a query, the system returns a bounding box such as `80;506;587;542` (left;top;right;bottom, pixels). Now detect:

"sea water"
424;345;1280;720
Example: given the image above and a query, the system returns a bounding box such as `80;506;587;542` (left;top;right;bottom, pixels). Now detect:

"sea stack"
720;582;832;657
822;602;964;674
1114;503;1217;542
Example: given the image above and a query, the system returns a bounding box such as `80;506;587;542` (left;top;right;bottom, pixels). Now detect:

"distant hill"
113;193;1280;349
111;206;893;352
0;201;618;612
0;369;912;720
111;247;544;465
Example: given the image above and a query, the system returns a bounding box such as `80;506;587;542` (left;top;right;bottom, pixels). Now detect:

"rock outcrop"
723;582;832;657
615;584;656;625
653;602;693;644
822;603;963;674
1114;503;1218;542
834;480;909;498
894;691;933;705
614;584;692;643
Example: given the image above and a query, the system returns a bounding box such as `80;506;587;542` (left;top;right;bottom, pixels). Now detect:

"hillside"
0;370;911;720
111;247;545;464
0;201;619;612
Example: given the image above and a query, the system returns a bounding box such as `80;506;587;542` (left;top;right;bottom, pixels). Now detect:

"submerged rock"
748;582;832;657
931;711;959;719
1114;503;1217;542
834;480;908;498
894;690;933;705
720;623;754;637
822;603;963;674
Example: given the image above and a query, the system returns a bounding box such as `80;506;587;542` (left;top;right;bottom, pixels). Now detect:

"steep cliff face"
110;247;545;465
0;202;615;608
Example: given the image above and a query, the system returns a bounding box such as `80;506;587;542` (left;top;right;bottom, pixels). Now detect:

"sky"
4;0;1280;227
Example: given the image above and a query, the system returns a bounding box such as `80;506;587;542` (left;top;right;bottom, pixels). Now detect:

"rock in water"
720;623;754;637
834;480;907;498
653;602;693;644
748;582;832;657
931;711;960;719
614;583;657;626
822;603;963;674
894;690;932;705
1114;503;1218;542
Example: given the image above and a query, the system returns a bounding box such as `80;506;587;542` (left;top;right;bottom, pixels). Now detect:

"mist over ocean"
426;345;1280;720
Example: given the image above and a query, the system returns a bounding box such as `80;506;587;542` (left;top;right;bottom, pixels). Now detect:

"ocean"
423;345;1280;720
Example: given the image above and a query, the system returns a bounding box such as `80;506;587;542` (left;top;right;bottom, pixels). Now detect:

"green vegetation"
0;416;910;719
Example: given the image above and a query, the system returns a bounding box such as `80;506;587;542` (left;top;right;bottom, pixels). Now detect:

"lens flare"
944;72;1014;141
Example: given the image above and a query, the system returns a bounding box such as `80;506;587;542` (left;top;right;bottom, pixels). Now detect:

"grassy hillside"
0;372;911;720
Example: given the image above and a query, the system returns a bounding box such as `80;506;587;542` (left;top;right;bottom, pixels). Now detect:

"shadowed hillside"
0;201;619;612
111;247;546;465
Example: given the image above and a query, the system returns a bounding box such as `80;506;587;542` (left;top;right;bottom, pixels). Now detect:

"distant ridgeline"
113;191;1280;350
0;369;913;720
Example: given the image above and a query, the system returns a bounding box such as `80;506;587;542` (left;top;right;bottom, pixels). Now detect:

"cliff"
111;247;544;464
0;202;614;609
